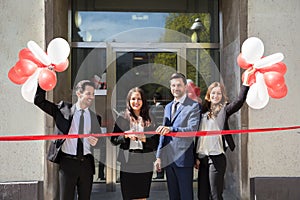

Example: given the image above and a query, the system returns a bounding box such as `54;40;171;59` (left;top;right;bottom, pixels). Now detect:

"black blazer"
34;86;102;148
110;115;159;172
196;85;249;155
110;115;159;153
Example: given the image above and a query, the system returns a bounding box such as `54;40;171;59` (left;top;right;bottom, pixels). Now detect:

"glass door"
105;44;186;190
114;51;177;113
71;43;220;191
70;0;221;192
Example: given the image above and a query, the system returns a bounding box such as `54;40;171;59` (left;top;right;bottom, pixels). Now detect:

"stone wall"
0;0;45;182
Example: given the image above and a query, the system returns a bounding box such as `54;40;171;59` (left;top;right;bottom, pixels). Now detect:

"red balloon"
267;84;288;99
14;59;37;77
188;91;197;100
8;67;28;84
263;71;285;90
19;48;44;67
237;53;253;69
53;59;69;72
258;62;287;75
38;68;57;91
194;87;201;97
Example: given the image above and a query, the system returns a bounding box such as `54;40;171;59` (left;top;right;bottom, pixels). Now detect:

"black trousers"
59;154;94;200
197;154;226;200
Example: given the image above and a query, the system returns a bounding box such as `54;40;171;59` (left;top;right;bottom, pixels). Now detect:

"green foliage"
162;13;211;42
157;13;219;100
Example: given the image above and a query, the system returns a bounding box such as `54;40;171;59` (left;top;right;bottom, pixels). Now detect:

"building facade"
0;0;300;199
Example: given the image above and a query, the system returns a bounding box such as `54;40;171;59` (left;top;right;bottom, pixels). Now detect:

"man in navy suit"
155;73;201;200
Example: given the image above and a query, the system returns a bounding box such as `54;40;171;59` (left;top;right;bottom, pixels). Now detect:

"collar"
75;103;89;112
174;94;187;105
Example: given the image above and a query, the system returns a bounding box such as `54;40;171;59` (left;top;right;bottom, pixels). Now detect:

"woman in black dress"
111;87;159;200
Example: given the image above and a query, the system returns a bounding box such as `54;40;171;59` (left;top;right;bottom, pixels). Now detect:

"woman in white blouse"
195;68;254;200
111;87;159;200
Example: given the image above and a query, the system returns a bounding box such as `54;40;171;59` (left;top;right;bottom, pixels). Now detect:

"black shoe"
153;176;164;179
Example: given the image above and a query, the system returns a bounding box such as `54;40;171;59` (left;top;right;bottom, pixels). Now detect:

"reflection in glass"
72;12;215;43
115;52;176;113
71;48;107;88
186;49;220;100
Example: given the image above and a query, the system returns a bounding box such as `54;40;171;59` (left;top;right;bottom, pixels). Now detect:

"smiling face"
129;91;143;115
170;78;187;100
209;86;223;105
77;85;95;109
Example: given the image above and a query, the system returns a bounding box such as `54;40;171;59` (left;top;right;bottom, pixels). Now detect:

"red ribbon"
0;125;299;141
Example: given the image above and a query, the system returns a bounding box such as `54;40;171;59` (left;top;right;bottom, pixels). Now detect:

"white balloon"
246;84;258;105
241;37;264;64
47;38;70;65
253;53;284;69
27;41;51;66
256;73;269;102
246;73;269;109
21;68;41;103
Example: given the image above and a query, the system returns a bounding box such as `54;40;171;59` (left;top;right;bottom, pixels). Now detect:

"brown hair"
170;72;187;85
75;80;95;93
203;82;228;119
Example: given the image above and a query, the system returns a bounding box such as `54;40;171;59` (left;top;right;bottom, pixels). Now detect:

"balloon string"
0;125;299;141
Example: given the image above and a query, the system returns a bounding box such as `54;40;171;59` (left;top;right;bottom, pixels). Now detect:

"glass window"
72;0;219;43
73;12;217;43
115;51;176;112
71;48;106;88
186;48;220;100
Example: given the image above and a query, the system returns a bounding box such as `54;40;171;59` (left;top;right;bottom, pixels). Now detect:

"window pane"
71;48;106;88
115;52;176;113
186;49;220;100
72;8;218;43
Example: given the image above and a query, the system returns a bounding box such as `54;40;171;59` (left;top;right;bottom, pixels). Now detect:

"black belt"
208;153;224;158
61;152;90;162
129;149;143;153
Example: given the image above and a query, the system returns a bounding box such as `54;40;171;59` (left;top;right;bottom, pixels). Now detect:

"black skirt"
119;151;155;200
120;170;153;200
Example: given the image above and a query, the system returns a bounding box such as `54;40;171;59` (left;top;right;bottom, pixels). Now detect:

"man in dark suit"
34;80;102;200
155;73;201;200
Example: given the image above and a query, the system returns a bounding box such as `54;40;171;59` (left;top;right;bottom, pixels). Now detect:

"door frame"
104;42;219;191
71;41;220;191
106;42;186;191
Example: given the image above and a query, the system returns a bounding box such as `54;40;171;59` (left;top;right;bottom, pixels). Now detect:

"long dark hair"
125;87;151;126
202;82;228;119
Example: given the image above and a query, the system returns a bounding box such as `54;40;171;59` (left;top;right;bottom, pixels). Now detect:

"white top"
196;112;225;157
129;117;144;150
61;103;92;156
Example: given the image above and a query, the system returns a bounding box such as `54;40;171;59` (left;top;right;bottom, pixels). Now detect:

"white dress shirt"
172;94;187;112
61;104;92;156
129;117;144;150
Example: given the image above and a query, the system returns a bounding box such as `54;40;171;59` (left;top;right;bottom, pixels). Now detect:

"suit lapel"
70;104;76;120
171;101;183;122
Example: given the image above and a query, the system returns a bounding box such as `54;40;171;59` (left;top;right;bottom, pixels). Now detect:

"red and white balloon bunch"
237;37;287;109
8;38;70;103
